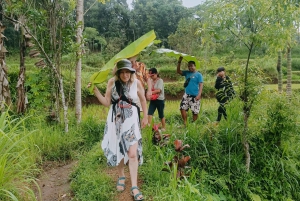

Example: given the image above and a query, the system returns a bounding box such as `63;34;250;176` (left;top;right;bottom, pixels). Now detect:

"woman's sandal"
130;186;144;200
116;176;126;192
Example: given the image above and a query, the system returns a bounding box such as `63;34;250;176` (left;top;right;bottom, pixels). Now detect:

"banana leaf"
154;48;200;69
89;30;156;94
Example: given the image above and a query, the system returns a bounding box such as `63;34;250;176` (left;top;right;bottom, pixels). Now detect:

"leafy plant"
0;111;39;201
163;139;191;179
152;123;170;146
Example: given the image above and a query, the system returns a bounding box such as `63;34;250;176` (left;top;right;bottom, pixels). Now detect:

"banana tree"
3;0;77;132
0;21;11;110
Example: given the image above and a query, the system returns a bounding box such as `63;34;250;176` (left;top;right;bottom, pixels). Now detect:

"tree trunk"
75;0;84;123
286;45;292;100
276;51;282;93
0;22;12;110
241;43;253;173
243;113;250;173
17;28;26;114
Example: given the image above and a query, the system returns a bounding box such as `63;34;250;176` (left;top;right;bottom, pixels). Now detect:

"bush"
82;53;106;68
159;67;183;81
282;58;300;71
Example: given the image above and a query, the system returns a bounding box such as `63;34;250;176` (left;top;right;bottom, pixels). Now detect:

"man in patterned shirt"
128;56;152;110
215;67;235;122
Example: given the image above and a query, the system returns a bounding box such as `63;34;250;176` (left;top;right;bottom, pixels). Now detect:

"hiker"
147;67;166;131
88;59;147;201
112;56;152;111
177;56;203;126
128;56;152;109
215;66;235;122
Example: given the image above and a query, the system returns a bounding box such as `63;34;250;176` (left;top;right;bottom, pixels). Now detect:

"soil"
34;161;77;201
106;166;144;201
34;161;143;201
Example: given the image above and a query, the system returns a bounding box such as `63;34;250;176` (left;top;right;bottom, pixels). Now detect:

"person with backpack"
88;59;147;200
215;67;235;122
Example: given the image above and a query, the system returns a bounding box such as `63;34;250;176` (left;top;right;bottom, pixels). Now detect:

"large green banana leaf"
89;30;156;93
154;48;200;69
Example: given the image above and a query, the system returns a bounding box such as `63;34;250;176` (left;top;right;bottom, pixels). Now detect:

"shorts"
179;93;200;114
148;99;165;119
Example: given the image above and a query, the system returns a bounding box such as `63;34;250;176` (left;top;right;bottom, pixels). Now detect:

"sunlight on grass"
265;83;300;90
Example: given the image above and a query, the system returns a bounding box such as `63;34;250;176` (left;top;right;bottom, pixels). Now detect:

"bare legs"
161;117;166;130
127;143;138;188
117;159;126;191
180;109;188;126
148;115;153;127
192;113;198;122
181;110;198;126
117;142;143;199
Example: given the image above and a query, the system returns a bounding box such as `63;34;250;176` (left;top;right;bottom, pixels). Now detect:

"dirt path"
35;161;143;201
34;161;77;201
106;166;143;201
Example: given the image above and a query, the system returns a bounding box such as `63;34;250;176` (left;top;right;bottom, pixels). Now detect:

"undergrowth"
70;92;300;201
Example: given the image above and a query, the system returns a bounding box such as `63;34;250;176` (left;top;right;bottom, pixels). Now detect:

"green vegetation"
3;51;300;200
70;93;300;201
2;0;300;200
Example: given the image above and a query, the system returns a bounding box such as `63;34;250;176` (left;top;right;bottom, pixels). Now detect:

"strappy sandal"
116;176;126;192
131;186;144;200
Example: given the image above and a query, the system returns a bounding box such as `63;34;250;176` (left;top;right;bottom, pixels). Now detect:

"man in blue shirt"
177;56;203;126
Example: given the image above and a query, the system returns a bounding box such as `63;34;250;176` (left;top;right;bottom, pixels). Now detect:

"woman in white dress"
89;59;148;200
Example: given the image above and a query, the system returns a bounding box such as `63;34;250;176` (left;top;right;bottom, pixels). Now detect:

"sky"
126;0;203;9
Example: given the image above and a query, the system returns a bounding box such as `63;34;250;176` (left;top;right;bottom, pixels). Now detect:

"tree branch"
1;12;54;69
84;0;98;16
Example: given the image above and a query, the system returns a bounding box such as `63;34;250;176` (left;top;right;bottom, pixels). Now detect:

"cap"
115;59;136;75
217;67;225;73
149;68;158;75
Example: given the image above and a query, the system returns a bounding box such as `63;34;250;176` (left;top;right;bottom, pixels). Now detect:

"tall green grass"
70;91;300;201
0;111;39;201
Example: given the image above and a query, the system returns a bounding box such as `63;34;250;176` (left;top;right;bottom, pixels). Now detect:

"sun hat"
149;68;158;75
115;59;136;75
217;66;225;73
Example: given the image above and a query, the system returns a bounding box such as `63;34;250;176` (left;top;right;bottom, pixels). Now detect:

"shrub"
159;67;183;81
282;58;300;71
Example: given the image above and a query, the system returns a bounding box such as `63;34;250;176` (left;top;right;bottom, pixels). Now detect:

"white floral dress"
101;79;143;166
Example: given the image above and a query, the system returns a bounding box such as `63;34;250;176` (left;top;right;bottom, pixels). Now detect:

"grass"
265;83;300;90
69;91;300;200
0;111;40;201
3;53;300;200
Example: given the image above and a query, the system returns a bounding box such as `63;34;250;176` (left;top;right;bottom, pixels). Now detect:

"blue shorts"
148;99;165;119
